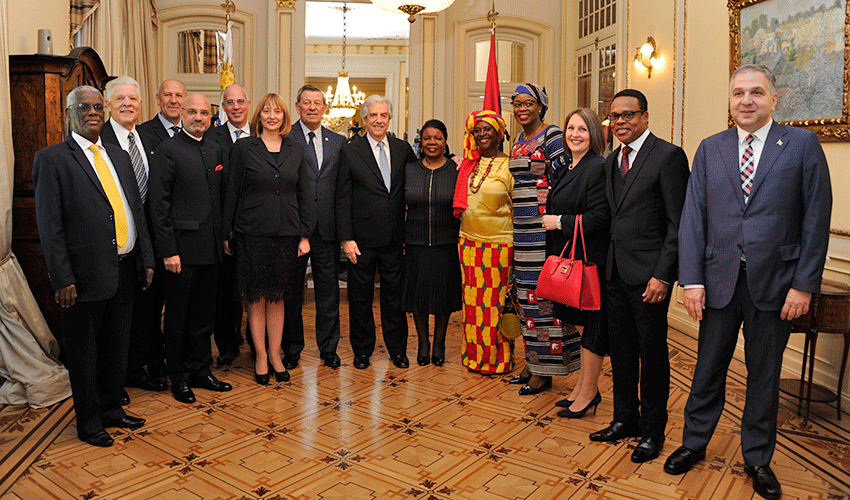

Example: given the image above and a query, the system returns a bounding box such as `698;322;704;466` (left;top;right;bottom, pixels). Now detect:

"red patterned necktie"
620;145;631;176
740;133;755;203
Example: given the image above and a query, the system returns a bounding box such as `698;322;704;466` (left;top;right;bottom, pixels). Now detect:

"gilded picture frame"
729;0;850;141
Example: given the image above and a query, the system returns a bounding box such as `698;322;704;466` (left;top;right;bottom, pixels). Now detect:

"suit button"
744;215;749;220
275;190;280;196
275;174;280;178
112;239;116;245
109;214;114;221
615;216;621;220
211;202;216;207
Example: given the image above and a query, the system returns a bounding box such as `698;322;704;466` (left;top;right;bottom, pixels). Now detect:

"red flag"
483;27;501;115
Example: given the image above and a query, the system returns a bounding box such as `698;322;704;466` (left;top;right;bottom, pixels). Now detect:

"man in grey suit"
33;86;154;446
283;84;346;369
665;64;832;500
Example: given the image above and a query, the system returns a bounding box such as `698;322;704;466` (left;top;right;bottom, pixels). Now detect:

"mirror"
178;29;226;74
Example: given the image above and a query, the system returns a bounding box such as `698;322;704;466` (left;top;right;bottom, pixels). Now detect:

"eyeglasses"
607;110;643;122
224;99;248;106
75;103;104;113
512;100;538;109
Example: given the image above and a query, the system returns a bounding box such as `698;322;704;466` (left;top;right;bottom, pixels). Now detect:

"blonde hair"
249;93;292;138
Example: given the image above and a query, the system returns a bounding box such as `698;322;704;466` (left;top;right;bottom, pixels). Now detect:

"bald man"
138;79;186;148
150;93;231;404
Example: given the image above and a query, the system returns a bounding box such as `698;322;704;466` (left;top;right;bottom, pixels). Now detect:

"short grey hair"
105;76;142;102
360;94;393;121
730;64;776;95
66;85;102;108
296;84;325;104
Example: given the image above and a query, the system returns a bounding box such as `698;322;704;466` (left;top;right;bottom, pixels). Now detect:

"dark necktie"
170;125;181;137
307;131;319;170
234;129;245;141
620;145;631;176
127;132;148;203
740;133;756;204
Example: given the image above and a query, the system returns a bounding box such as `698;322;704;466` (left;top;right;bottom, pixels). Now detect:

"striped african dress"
509;125;581;377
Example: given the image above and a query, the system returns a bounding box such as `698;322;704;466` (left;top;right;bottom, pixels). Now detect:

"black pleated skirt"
552;278;609;356
235;232;300;304
402;244;462;315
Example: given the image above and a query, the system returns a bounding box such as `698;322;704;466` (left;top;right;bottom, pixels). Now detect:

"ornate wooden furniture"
9;47;110;348
780;281;850;423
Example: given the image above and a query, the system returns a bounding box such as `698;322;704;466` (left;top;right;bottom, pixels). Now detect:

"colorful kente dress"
509;125;581;377
459;156;514;374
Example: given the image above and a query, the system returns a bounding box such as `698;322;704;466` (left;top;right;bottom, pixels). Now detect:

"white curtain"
0;0;72;408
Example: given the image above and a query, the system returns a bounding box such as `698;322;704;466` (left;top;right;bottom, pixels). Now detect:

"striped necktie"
89;144;128;247
740;133;756;203
127;132;148;203
620;145;631;176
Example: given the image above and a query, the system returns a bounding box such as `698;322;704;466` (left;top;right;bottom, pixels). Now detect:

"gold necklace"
469;156;496;193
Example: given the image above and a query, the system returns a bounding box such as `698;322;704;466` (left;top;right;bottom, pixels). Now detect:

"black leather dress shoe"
119;389;131;406
518;377;552;395
392;354;410;369
189;375;232;392
631;436;664;463
126;373;168;392
663;446;705;475
103;415;146;430
216;351;238;366
320;352;341;368
353;355;370;369
589;421;642;442
172;382;196;404
85;430;114;447
745;465;782;499
283;354;300;370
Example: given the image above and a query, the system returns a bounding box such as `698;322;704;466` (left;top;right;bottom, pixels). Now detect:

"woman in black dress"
541;108;610;417
223;93;312;385
403;119;462;366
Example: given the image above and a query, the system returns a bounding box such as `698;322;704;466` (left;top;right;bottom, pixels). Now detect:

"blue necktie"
308;131;320;170
377;141;391;191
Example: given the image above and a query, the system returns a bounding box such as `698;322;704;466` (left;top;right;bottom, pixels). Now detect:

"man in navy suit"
102;76;168;396
283;84;346;369
665;64;832;500
33;86;154;446
207;83;251;366
137;79;186;148
336;95;417;369
591;89;690;464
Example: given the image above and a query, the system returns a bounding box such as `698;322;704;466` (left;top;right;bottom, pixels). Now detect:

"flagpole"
219;0;237;126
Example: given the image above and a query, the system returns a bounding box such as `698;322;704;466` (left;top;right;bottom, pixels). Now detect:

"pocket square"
215;164;224;171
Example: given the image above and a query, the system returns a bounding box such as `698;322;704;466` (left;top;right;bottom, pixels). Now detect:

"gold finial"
221;0;236;23
487;0;498;29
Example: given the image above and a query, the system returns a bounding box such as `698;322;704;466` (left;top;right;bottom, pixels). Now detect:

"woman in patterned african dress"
452;110;514;374
506;83;581;395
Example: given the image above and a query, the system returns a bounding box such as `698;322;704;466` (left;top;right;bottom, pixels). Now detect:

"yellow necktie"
88;144;129;247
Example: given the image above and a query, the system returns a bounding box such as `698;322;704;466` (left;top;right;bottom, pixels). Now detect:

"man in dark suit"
337;94;417;369
102;76;168;396
590;89;690;464
665;65;832;500
33;86;154;446
150;93;232;404
137;79;186;148
206;83;251;366
283;84;346;369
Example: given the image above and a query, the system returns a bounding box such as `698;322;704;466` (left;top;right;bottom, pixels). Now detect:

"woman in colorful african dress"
452;110;514;374
507;83;581;395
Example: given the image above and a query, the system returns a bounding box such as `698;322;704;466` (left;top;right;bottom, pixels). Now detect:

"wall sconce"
633;36;659;78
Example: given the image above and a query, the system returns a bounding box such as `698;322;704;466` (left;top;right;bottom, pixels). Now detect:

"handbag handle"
567;214;587;261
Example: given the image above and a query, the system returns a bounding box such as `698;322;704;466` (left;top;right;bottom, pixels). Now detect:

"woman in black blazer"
542;108;611;418
223;93;313;385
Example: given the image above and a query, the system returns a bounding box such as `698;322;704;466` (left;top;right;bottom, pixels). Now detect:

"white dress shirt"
737;119;773;180
157;113;183;137
72;131;137;254
108;118;149;175
367;134;391;172
618;127;651;171
226;121;251;143
299;121;324;167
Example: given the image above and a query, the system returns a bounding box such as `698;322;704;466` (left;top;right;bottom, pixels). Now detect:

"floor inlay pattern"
1;296;849;499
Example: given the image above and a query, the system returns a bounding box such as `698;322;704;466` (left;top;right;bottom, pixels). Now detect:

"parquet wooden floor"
1;291;849;499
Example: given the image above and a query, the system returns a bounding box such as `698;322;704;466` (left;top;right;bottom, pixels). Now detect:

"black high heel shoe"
431;356;445;366
554;397;575;408
273;369;290;382
417;356;431;366
518;376;552;395
255;371;270;385
557;391;601;418
508;374;531;385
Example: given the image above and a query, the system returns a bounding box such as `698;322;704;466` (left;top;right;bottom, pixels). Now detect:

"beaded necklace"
469;156;496;193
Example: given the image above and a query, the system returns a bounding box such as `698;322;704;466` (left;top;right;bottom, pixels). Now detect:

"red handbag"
536;214;601;310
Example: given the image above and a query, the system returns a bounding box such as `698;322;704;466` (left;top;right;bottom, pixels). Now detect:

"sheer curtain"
0;0;72;408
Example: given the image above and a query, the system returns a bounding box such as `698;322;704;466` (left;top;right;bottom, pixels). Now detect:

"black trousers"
283;231;341;357
163;263;219;384
213;252;243;356
62;256;134;439
605;260;671;439
127;259;165;380
347;243;407;357
682;266;792;466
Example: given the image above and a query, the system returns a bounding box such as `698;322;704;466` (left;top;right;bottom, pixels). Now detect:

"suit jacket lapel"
389;138;407;193
746;122;787;204
68;137;108;201
616;133;655;211
720;128;745;210
604;147;617;211
276;140;293;169
356;137;385;189
317;126;336;179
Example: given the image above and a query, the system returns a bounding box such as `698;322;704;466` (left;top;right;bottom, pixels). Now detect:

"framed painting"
729;0;850;141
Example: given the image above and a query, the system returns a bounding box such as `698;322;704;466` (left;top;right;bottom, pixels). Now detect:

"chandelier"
325;3;365;119
370;0;456;23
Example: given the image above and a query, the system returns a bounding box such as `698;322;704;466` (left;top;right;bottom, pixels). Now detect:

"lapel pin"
777;139;783;146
